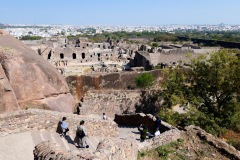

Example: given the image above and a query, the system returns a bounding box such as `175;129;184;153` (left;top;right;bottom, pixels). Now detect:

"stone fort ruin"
25;37;220;76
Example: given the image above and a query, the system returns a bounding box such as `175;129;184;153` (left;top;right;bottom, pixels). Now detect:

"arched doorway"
72;53;76;59
82;53;85;59
60;53;64;59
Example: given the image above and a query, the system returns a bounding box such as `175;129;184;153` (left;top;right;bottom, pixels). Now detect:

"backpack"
77;126;85;138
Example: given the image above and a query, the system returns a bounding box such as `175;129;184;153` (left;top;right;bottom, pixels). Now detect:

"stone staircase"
31;130;102;152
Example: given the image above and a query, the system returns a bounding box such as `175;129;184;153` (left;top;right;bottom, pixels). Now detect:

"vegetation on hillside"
135;49;240;149
20;35;42;40
67;30;240;45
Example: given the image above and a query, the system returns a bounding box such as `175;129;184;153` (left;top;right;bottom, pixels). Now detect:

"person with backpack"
76;120;89;148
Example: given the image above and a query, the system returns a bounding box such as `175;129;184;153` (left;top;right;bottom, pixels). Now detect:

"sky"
0;0;240;25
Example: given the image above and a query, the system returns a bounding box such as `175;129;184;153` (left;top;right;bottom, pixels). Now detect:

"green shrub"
135;73;154;89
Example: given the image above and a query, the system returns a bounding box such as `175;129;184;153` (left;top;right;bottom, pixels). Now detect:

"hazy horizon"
1;0;240;26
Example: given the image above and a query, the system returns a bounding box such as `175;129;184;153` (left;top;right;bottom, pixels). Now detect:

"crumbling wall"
0;109;118;138
79;90;141;117
66;69;164;103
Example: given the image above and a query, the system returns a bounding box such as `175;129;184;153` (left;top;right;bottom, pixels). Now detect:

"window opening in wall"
60;53;64;59
98;45;101;48
82;53;85;59
72;53;76;59
90;55;92;58
48;53;51;60
97;53;100;57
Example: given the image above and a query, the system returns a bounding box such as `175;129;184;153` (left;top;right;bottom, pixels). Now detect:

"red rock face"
0;30;74;113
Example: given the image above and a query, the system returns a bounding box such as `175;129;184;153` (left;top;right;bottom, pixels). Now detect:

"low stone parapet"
0;109;118;138
114;113;175;132
139;128;182;152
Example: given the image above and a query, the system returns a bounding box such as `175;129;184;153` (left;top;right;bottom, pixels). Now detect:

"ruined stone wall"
66;69;165;103
114;113;174;133
0;109;118;138
114;113;182;152
140;128;182;152
34;138;138;160
79;90;141;117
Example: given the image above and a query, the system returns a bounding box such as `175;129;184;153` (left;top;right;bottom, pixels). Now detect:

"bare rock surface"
0;30;74;113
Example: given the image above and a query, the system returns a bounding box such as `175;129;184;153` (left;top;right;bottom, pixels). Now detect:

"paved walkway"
118;125;153;149
0;132;34;160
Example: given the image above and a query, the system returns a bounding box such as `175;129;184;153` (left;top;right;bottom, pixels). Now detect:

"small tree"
135;73;154;89
158;49;240;136
152;42;158;47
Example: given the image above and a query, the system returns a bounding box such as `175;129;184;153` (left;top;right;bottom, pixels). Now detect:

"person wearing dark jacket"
155;117;161;131
138;124;148;142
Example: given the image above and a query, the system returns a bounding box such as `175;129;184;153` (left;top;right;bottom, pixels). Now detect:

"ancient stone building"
26;37;136;75
132;44;219;70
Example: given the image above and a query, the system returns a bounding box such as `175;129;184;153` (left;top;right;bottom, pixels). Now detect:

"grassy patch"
138;139;186;160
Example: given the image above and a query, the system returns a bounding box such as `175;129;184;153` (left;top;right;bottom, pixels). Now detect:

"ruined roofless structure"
28;37;136;75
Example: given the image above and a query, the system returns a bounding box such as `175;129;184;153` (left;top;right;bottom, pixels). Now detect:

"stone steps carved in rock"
31;130;102;152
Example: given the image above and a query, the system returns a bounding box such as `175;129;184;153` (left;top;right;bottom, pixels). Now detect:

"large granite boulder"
0;30;74;113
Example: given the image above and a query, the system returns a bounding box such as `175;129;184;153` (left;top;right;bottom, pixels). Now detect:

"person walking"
61;117;69;137
155;116;161;131
103;113;107;120
138;124;148;142
77;120;89;148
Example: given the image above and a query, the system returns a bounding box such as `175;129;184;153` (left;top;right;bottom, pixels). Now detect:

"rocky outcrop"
185;125;240;160
0;64;20;113
0;30;74;113
33;138;138;160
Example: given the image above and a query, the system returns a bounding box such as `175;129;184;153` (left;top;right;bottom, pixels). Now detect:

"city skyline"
1;0;240;25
